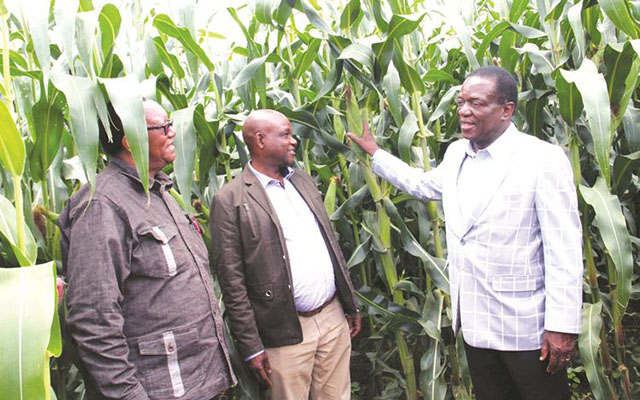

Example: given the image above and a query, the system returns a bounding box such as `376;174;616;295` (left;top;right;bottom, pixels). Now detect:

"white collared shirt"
248;163;336;313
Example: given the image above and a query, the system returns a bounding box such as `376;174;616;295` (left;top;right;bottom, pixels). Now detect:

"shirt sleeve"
536;146;583;334
372;149;444;200
64;199;150;400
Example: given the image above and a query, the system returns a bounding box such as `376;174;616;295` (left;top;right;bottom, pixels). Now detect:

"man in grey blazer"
210;109;361;399
349;66;583;400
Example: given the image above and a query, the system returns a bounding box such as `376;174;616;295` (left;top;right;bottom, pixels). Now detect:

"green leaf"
428;85;460;123
144;34;163;76
172;106;197;214
0;194;37;266
568;1;586;62
340;0;361;31
450;13;479;70
603;42;636;117
98;3;121;57
580;178;633;325
523;89;552;139
255;0;273;25
294;38;322;78
387;12;426;39
612;151;640;194
0;262;57;400
51;73;100;191
475;21;510;64
398;111;418;163
273;0;293;26
153;14;215;71
392;44;424;94
509;0;530;21
53;0;80;74
230;54;269;90
338;43;374;70
622;105;640;152
555;71;584;126
578;302;616;400
0;100;26;177
76;11;99;77
153;37;185;80
561;60;612;185
101;76;149;195
331;184;369;221
312;59;343;102
21;0;50;91
300;0;334;34
598;0;640;38
383;62;402;127
29;93;65;183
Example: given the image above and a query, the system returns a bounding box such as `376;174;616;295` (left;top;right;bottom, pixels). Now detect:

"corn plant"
0;0;638;399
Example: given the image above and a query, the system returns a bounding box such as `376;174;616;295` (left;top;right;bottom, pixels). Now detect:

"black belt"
297;294;336;318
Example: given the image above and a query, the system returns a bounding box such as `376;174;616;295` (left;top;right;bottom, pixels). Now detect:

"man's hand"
247;352;272;387
346;122;379;156
346;313;362;338
540;330;577;374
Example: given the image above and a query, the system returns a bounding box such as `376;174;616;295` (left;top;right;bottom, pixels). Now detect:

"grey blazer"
210;167;358;359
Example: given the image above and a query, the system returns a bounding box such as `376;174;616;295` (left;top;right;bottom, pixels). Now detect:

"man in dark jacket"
59;100;235;400
210;109;361;400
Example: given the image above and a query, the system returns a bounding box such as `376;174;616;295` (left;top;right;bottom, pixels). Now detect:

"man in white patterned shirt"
349;66;582;400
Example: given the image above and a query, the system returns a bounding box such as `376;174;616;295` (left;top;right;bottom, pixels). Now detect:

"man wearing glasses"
58;99;235;400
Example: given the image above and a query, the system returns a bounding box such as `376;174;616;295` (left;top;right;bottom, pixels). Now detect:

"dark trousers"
464;340;569;400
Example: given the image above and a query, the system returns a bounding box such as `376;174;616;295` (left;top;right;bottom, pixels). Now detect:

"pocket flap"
138;328;199;355
138;225;177;244
247;282;276;301
491;275;543;292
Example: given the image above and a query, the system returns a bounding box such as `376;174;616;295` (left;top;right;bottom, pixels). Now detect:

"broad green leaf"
21;0;50;92
344;85;363;137
323;176;337;216
509;23;547;39
580;178;633;325
603;42;636;117
392;45;424;94
101;76;149;195
578;302;616;400
29;93;65;183
568;1;586;62
398;111;418;163
172;106;197;214
509;0;530;21
0;194;37;266
561;60;612;185
274;0;293;26
294;38;322;78
517;43;555;76
51;73;99;191
98;3;121;57
622;105;640;152
419;294;447;400
53;0;80;74
0;262;57;400
387;12;426;39
523;89;552;138
153;14;215;71
555;71;584;126
367;0;389;32
383;63;402;127
340;0;361;31
429;85;460;123
152;37;185;79
338;43;374;70
331;184;369;220
255;0;273;25
76;10;99;77
230;54;269;90
612;151;640;194
599;0;640;38
0;100;26;177
346;236;371;269
144;34;163;76
312;59;343;102
449;11;479;70
475;21;510;64
300;0;334;34
499;30;519;72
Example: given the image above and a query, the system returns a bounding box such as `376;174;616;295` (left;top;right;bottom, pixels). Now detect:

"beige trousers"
265;297;352;400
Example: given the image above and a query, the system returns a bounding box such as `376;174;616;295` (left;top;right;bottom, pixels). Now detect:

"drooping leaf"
153;14;215;71
340;0;361;31
598;0;640;38
294;38;322;79
387;12;425;39
29;93;65;183
98;3;121;57
255;0;273;25
580;178;633;325
398;111;418;163
622;105;640;152
76;10;99;77
102;78;149;187
612;151;640;194
578;302;616;400
21;0;50;92
0;195;37;266
561;60;613;185
230;54;269;90
603;42;636;117
555;71;584;126
383;63;402;127
53;0;80;74
172;106;197;214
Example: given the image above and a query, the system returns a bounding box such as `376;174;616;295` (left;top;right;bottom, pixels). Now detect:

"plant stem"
13;175;27;263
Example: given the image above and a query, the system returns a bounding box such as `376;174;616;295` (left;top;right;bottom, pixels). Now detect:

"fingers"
248;353;272;387
539;340;549;361
347;314;362;338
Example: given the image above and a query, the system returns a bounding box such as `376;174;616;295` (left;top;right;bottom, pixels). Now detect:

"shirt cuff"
245;349;265;362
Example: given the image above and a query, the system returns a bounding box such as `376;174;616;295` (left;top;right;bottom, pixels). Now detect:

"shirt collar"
108;157;173;191
248;161;294;188
465;123;517;160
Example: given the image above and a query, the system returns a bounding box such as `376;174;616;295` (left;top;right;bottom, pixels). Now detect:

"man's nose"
290;136;297;146
167;124;177;138
457;103;471;116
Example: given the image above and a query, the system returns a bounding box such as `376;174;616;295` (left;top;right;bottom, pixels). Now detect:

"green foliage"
0;0;639;399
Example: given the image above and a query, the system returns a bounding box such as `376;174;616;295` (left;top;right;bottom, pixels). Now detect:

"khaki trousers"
265;297;352;400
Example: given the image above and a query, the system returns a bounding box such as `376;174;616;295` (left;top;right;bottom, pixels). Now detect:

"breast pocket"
133;225;180;278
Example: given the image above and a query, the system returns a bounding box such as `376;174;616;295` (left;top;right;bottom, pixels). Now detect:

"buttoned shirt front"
248;163;336;313
58;158;235;400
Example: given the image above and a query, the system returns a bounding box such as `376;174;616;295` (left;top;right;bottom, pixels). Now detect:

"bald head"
243;109;296;179
243;109;289;154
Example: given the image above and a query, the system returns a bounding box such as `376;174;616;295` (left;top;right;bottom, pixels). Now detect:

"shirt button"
166;344;175;354
265;290;273;298
282;255;286;260
460;238;466;245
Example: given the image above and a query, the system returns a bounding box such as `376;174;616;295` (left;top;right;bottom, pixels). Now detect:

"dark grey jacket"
210;167;358;360
58;158;235;400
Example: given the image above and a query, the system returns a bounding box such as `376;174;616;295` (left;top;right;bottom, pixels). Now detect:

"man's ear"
256;131;264;149
503;102;516;119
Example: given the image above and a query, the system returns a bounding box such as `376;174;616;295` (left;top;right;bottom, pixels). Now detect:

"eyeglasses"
147;119;173;136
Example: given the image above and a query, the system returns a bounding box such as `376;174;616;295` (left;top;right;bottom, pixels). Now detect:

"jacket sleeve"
210;192;264;360
63;199;150;400
535;146;583;334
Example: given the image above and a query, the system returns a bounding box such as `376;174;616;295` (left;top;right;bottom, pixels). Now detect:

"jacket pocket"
491;274;543;292
247;281;276;301
136;327;203;398
133;225;179;278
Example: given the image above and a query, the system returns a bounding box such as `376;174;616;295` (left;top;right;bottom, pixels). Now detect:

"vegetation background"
0;0;639;399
